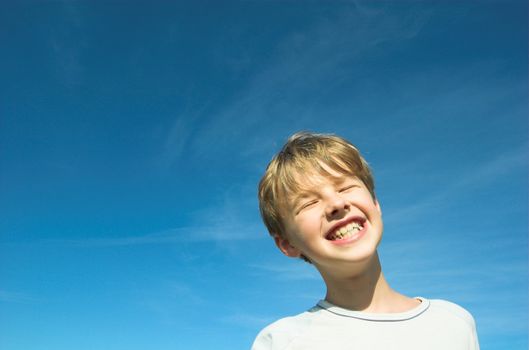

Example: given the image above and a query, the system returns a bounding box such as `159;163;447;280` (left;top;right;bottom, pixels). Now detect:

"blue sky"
0;1;527;349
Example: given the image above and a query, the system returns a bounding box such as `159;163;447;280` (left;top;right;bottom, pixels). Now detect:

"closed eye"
297;200;318;213
339;185;357;192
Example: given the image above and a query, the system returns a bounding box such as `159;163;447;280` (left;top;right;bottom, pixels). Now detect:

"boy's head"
258;132;376;244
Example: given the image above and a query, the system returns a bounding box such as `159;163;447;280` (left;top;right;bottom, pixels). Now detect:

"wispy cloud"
221;313;276;329
158;4;431;166
40;178;264;247
250;261;320;281
156;97;212;170
48;222;263;247
46;1;86;88
383;145;527;225
133;280;206;325
451;144;528;191
0;289;36;303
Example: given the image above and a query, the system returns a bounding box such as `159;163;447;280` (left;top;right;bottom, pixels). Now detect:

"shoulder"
428;299;477;330
251;308;320;350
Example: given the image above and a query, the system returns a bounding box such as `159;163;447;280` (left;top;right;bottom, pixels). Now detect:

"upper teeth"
330;222;363;240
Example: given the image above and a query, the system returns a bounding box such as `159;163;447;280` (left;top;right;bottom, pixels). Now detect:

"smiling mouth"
326;219;365;241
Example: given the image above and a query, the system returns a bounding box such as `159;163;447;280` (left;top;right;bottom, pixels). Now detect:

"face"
275;169;383;275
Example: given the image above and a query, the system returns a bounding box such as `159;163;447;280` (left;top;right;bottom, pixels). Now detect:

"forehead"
296;168;348;188
282;164;356;200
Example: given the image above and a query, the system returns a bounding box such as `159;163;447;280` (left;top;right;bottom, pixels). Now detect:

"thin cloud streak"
37;181;265;247
46;1;87;88
156;97;212;170
452;145;528;191
384;145;527;225
0;289;36;303
47;223;263;247
132;280;206;326
222;313;276;329
178;6;431;161
250;262;320;281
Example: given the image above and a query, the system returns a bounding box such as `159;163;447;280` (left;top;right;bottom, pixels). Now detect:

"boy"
252;132;479;350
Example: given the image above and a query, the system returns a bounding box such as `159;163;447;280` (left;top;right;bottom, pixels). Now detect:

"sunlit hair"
258;131;375;240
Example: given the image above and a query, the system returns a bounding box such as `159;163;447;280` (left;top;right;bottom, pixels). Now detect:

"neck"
319;252;414;313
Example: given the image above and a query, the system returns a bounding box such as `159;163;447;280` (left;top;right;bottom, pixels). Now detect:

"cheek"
294;216;323;240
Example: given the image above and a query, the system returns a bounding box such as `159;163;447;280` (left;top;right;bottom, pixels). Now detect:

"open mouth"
326;218;365;241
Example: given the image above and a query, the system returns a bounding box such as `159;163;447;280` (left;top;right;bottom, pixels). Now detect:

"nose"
324;192;349;219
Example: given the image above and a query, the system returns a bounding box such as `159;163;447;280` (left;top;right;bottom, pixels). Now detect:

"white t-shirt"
252;297;479;350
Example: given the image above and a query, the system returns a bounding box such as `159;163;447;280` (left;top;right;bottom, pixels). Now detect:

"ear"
273;234;301;258
375;199;382;215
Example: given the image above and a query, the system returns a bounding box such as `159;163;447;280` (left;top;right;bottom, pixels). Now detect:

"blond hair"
258;132;375;238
